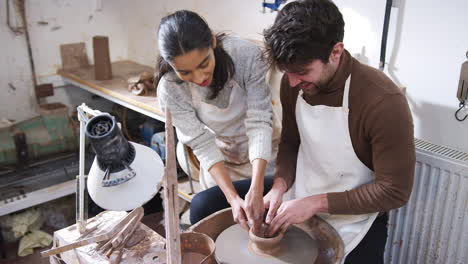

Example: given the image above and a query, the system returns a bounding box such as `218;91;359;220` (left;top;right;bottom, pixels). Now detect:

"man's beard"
294;80;326;94
294;65;334;93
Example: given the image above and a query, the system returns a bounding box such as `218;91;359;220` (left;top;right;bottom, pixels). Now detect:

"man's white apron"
284;75;378;256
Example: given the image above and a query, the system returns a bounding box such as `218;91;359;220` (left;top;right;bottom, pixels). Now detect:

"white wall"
0;0;131;122
1;0;467;152
0;0;38;121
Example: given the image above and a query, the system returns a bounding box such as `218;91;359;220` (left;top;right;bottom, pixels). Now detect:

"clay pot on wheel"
248;227;284;256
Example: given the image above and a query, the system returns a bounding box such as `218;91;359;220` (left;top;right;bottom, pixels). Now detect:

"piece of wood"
35;83;54;98
97;237;113;253
125;231;145;248
111;209;144;248
93;36;112;80
41;207;143;257
112;212;144;260
60;42;89;70
98;210;142;254
76;224;100;240
163;106;182;264
109;249;124;264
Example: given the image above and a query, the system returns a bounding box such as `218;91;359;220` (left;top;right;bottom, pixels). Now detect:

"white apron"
284;75;378;257
190;80;278;189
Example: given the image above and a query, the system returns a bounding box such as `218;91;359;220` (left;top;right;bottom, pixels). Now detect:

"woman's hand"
246;158;268;234
209;162;250;230
244;189;265;234
229;196;249;231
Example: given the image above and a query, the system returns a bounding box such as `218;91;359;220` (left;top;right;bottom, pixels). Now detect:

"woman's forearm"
208;161;240;204
250;158;267;193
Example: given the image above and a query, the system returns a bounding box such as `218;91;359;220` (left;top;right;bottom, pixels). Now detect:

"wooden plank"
60;43;89;70
35;83;54;98
163;107;181;264
57;61;164;119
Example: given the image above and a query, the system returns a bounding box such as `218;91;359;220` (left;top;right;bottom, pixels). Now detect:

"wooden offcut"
59;42;89;70
93;36;112;80
35;83;54;98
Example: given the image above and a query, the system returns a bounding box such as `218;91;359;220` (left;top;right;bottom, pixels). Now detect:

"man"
262;0;415;262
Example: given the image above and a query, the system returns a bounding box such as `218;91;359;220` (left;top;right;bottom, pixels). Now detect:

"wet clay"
216;224;318;264
248;226;284;256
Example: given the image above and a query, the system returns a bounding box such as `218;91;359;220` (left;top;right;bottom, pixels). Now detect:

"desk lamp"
76;104;164;232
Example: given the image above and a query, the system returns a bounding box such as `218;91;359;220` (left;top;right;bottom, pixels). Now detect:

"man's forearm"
272;176;288;193
274;148;298;191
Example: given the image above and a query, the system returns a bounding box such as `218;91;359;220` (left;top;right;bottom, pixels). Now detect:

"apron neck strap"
342;74;351;110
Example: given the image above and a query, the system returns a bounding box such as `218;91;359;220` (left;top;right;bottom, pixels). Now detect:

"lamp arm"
76;103;104;233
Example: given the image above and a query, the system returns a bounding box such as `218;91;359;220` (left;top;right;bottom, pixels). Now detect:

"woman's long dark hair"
155;10;235;99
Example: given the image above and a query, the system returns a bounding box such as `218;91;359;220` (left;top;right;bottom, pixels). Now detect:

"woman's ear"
212;34;217;49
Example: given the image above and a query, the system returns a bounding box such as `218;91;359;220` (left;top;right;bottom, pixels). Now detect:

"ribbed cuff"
193;142;225;172
248;129;273;162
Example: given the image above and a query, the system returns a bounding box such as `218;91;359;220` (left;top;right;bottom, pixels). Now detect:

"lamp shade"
85;114;164;211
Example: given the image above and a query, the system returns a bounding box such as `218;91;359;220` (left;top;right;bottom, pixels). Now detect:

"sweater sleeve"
157;77;224;171
242;45;274;162
274;75;301;189
327;94;416;214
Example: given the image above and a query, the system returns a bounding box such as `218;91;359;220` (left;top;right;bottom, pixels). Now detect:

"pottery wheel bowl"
180;232;217;264
190;208;344;264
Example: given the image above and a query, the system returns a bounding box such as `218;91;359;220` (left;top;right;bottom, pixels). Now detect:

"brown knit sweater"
276;50;415;214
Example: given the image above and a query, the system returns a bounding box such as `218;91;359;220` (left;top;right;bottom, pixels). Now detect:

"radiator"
384;139;468;264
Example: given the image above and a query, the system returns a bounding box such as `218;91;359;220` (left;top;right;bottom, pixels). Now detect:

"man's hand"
244;189;264;234
263;187;284;224
263;178;288;224
266;194;328;237
229;196;250;231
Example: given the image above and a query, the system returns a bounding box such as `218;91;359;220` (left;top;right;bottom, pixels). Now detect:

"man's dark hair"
263;0;344;71
156;10;235;99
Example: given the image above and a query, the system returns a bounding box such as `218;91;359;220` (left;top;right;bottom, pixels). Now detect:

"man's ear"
329;42;344;64
212;34;217;49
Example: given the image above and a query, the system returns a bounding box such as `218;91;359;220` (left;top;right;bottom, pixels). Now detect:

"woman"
156;10;279;232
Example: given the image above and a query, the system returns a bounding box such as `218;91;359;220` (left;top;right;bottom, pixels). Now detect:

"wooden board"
60;43;89;70
57;61;163;119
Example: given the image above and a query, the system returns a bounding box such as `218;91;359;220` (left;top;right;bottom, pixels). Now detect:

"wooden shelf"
58;60;165;122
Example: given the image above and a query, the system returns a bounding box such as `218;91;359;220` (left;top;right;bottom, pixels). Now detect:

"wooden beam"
163;106;181;264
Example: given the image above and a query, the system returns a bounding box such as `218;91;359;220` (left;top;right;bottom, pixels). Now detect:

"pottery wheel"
215;224;318;264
